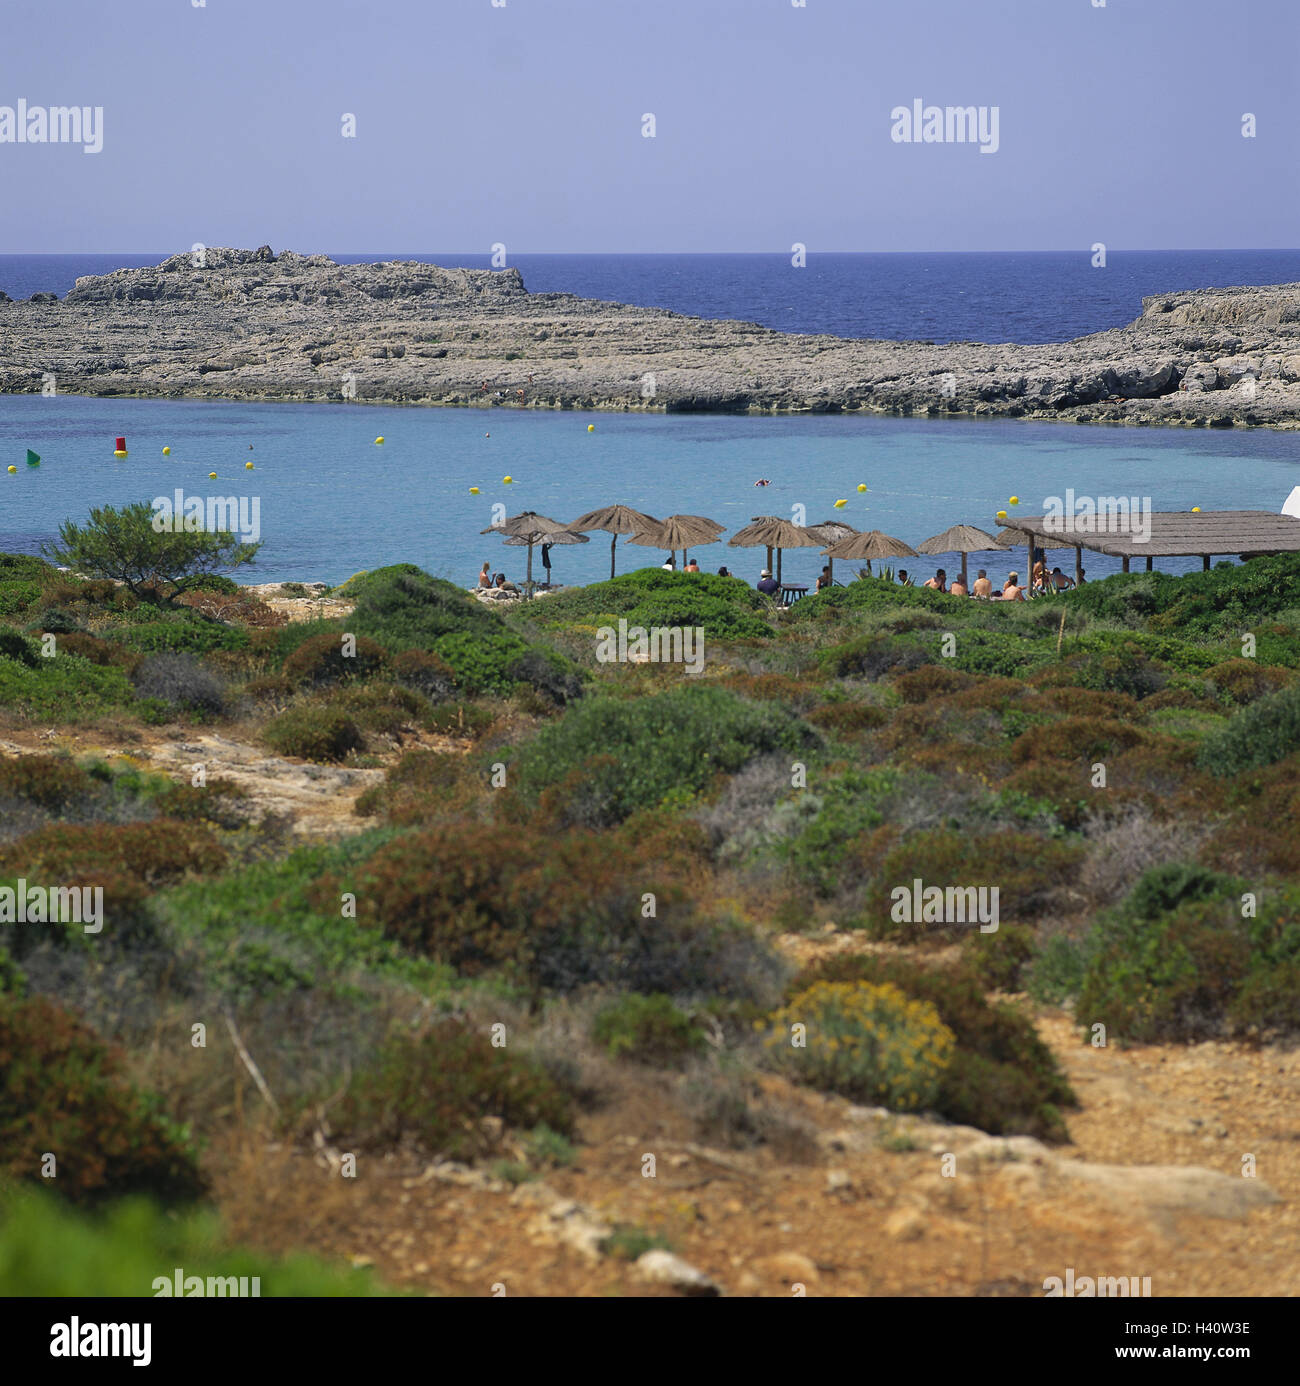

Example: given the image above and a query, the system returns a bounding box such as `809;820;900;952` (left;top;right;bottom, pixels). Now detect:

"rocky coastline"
4;246;1300;427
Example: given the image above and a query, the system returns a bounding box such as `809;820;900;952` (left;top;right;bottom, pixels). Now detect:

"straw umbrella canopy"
915;523;1001;588
804;520;859;585
625;514;725;568
821;528;918;579
568;504;661;579
481;511;580;592
728;516;824;583
502;528;588;587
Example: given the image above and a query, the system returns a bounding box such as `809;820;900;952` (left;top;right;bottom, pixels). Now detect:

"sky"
0;0;1295;254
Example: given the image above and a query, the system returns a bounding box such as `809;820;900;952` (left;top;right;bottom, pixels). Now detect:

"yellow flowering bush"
764;981;955;1111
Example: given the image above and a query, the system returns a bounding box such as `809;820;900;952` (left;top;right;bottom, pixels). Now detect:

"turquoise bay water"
1;394;1298;588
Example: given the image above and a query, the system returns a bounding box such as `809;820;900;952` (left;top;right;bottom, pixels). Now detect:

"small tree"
43;501;260;601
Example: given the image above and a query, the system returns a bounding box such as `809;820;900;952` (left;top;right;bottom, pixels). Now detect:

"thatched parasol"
915;523;1001;587
728;516;824;583
482;511;583;592
626;514;725;567
503;528;588;587
804;520;858;585
568;504;661;579
821;529;918;581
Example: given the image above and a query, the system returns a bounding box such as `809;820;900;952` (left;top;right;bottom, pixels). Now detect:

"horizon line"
5;246;1300;259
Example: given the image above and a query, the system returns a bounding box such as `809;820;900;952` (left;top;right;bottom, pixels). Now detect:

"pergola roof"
995;511;1300;559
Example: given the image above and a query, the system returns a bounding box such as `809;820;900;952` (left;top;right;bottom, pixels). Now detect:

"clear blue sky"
1;0;1294;253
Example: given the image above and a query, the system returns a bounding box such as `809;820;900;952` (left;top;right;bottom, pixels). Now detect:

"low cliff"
3;247;1300;427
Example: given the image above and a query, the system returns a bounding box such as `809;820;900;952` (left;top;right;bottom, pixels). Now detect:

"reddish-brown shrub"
893;664;975;704
1011;716;1145;764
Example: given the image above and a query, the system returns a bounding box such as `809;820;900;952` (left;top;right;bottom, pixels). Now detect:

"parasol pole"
610;532;617;580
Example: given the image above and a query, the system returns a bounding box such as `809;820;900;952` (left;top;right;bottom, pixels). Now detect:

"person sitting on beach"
1076;568;1088;585
971;569;993;599
756;568;780;596
923;569;947;593
685;557;700;573
1031;560;1049;595
1002;572;1026;602
1050;566;1074;591
897;569;915;588
949;575;968;597
478;562;493;589
815;564;832;592
493;573;520;594
662;557;676;571
717;565;731;578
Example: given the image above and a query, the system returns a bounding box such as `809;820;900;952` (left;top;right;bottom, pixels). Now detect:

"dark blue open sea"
2;250;1298;586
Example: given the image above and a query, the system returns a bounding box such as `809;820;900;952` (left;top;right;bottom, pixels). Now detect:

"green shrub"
118;616;250;655
591;993;706;1066
1024;932;1089;1005
527;569;772;641
0;1191;388;1296
509;685;816;828
0;626;39;667
433;629;530;695
0;994;205;1206
335;822;784;1001
132;653;227;715
391;648;456;701
764;980;955;1111
282;631;389;686
1197;684;1300;775
332;1018;573;1161
792;955;1075;1140
263;704;364;762
781;768;893;894
0;755;94;812
0;579;41;616
963;922;1037;992
0;552;57;581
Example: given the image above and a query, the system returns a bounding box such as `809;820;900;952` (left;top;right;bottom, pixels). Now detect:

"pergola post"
1074;544;1083;585
1203;554;1212;571
1121;555;1130;573
1145;556;1153;572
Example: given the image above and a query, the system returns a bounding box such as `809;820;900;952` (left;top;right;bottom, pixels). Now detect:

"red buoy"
115;437;126;451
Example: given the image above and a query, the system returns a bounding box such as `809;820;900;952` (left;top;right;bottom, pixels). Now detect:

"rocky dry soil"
5;246;1300;427
214;934;1299;1298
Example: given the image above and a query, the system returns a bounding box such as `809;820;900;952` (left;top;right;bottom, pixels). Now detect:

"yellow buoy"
6;466;15;474
587;424;595;432
113;450;127;458
833;498;847;508
857;483;867;492
162;446;171;455
469;486;480;495
208;472;217;479
1191;506;1201;512
245;461;254;470
1009;495;1020;505
375;436;385;445
503;475;513;484
996;509;1008;521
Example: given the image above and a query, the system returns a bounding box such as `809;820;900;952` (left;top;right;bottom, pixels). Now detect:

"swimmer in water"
753;478;771;487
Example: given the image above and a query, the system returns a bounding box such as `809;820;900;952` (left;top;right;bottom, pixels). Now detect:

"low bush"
1197;684;1300;776
764;980;955;1112
509;684;816;828
331;1018;574;1161
263;704;364;762
390;649;456;701
0;1191;387;1296
591;993;707;1066
131;653;227;715
963;922;1037;992
793;954;1074;1140
0;755;94;813
0;993;205;1206
282;631;389;686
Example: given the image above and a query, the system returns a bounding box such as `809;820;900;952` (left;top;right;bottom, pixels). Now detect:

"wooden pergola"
995;511;1300;583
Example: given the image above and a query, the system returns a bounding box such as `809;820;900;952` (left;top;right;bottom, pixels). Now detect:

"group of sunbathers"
898;560;1085;600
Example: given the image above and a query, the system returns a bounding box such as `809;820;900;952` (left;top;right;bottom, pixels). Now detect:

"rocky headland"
4;246;1300;426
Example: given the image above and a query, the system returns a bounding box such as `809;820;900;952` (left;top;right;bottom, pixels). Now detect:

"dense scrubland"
2;536;1299;1292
